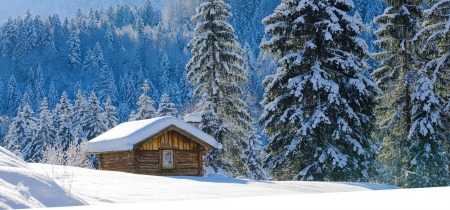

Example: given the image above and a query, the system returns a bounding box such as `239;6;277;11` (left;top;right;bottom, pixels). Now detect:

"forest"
1;0;449;188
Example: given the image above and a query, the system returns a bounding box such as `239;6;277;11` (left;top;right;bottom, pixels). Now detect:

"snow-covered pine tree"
405;0;450;187
48;81;59;110
160;53;170;93
83;91;105;140
67;31;82;69
7;75;21;118
371;0;423;186
157;93;178;117
103;96;118;130
4;103;37;162
186;0;252;176
99;65;118;104
35;64;45;111
247;121;268;180
35;97;54;152
53;91;74;151
260;0;380;181
0;80;5;115
129;80;156;121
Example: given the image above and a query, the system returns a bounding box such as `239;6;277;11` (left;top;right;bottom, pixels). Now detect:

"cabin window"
161;150;175;169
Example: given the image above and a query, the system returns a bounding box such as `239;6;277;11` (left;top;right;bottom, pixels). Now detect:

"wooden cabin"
87;116;221;176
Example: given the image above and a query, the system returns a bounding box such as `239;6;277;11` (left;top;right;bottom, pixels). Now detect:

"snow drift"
0;147;85;209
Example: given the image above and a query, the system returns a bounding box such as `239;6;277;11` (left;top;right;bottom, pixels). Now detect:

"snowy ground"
1;146;449;209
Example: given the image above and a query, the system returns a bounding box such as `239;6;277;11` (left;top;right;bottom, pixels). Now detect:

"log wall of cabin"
98;151;136;173
136;130;208;176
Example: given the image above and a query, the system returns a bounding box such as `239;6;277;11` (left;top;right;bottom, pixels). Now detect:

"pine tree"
160;53;170;92
129;80;156;121
48;81;59;110
4;103;38;162
67;31;82;69
53;91;74;151
186;0;252;176
83;91;105;140
103;96;118;130
99;65;118;104
404;0;450;187
7;75;21;118
35;64;45;111
35;98;54;151
157;93;178;117
260;0;380;181
372;0;423;186
0;80;5;115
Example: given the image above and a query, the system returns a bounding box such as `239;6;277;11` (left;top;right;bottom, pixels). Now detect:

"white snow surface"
87;116;222;153
0;147;85;209
184;113;202;122
1;148;449;209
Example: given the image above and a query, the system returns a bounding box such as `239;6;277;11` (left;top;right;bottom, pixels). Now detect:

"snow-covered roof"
184;113;201;123
87;116;222;153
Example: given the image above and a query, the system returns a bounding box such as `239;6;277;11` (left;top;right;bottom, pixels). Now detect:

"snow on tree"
99;65;118;104
83;91;105;140
48;81;59;110
35;64;45;111
0;80;4;115
4;103;37;162
7;75;21;118
247;121;268;180
371;0;423;187
157;93;178;117
53;91;74;151
103;96;118;130
260;0;380;181
67;31;82;69
35;98;54;151
160;53;170;92
186;0;252;176
404;0;450;187
129;80;156;121
105;25;114;51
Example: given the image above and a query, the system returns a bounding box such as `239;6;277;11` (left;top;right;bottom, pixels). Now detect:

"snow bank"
184;113;202;122
87;116;222;153
0;147;85;209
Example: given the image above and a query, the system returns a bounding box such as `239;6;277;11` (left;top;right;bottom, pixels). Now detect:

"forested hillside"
15;0;450;188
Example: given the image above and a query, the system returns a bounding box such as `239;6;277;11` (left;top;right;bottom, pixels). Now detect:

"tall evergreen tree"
35;98;54;151
7;75;21;118
372;0;423;186
48;81;59;110
404;0;450;187
83;91;105;140
53;91;74;151
67;31;82;69
260;0;379;181
103;96;118;130
186;0;252;176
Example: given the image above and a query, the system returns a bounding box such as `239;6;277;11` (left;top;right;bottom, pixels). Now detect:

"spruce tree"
53;91;74;151
103;96;118;130
83;91;105;140
35;98;54;151
157;93;178;117
7;75;21;118
372;0;423;186
405;0;450;187
67;31;82;69
260;0;379;181
186;0;252;176
129;80;156;121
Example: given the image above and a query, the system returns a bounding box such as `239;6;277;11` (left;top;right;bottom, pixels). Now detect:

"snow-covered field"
0;146;449;209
